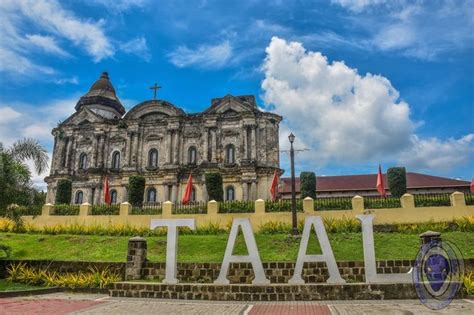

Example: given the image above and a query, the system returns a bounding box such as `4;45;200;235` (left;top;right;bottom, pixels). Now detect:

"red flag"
182;173;193;205
270;169;279;201
103;176;111;205
376;165;386;197
470;177;474;193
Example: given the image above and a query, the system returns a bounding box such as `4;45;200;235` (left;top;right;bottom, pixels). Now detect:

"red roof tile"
280;172;470;193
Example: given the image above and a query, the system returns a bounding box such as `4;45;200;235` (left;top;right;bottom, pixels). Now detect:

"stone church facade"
45;72;282;205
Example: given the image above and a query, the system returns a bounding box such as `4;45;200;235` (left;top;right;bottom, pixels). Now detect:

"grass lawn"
0;279;44;292
0;231;473;263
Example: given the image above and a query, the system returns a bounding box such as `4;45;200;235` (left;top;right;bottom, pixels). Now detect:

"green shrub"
128;176;145;207
464;271;474;295
55;179;72;204
265;199;303;212
218;200;254;213
54;204;80;216
91;204;120;215
300;172;316;199
205;173;223;201
314;197;352;211
387;167;407;198
7;262;121;289
414;194;450;207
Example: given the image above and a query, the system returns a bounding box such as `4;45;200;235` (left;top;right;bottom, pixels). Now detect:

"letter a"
289;216;345;284
214;218;270;285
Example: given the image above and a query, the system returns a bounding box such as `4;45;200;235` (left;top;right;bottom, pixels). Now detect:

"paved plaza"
0;293;473;315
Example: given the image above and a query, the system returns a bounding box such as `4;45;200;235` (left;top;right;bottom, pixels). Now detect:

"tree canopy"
0;139;49;215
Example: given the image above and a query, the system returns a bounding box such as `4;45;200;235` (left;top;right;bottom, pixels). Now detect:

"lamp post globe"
288;132;295;144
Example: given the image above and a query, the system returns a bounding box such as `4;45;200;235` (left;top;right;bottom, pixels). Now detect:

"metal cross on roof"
149;83;161;100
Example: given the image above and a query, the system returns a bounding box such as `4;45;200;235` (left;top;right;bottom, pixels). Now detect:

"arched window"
75;190;84;204
226;145;235;164
148;149;158;168
147;187;157;203
111;151;120;169
79;153;88;170
191;187;196;202
226;186;235;201
110;189;118;204
188;146;197;164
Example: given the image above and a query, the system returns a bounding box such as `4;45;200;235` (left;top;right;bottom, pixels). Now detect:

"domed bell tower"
74;72;125;119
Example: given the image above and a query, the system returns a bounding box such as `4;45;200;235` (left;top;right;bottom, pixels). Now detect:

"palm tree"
5;138;49;175
0;138;49;215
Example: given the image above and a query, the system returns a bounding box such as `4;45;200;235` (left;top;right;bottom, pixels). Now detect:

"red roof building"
280;172;471;198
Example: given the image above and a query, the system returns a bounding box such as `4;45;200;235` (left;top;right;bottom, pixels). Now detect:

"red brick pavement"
248;305;331;315
0;298;105;315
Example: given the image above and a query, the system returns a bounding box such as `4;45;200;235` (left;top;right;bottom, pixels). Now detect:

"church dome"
75;72;126;117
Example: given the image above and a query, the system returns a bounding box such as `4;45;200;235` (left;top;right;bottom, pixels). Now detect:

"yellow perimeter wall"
24;192;474;231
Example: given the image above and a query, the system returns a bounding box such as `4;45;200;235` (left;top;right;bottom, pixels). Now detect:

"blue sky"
0;0;473;188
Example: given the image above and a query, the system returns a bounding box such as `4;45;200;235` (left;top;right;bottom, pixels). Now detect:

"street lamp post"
288;133;298;236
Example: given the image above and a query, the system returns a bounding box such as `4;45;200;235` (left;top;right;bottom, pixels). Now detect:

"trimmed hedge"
387;167;407;198
205;173;223;201
300;172;316;199
128;176;145;207
55;179;72;205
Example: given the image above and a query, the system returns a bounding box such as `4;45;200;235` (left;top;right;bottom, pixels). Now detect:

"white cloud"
333;0;474;60
0;0;114;78
332;0;387;12
88;0;149;12
52;76;79;85
0;97;77;189
262;37;473;171
25;34;70;57
399;135;474;171
17;0;114;62
0;107;22;124
168;41;233;69
262;37;414;163
120;37;151;62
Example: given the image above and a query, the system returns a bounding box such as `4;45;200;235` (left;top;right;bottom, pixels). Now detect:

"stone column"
58;138;66;168
70;136;78;171
251;126;257;160
125;236;147;280
211;129;217;163
92;135;99;167
125;132;132;166
171;184;178;203
241;126;247;160
97;135;105;168
173;131;180;165
166;131;173;164
203;127;209;162
64;137;73;170
242;182;248;201
250;181;257;201
132;132;139;166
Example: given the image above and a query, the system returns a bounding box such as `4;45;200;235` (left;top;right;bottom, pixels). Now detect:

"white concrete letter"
289;216;345;284
214;218;270;285
356;214;411;283
150;219;195;284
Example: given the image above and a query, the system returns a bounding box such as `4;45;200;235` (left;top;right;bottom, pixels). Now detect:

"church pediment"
203;95;258;116
124;100;185;121
61;107;106;126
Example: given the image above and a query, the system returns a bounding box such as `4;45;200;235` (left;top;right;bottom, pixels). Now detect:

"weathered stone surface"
110;282;419;301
